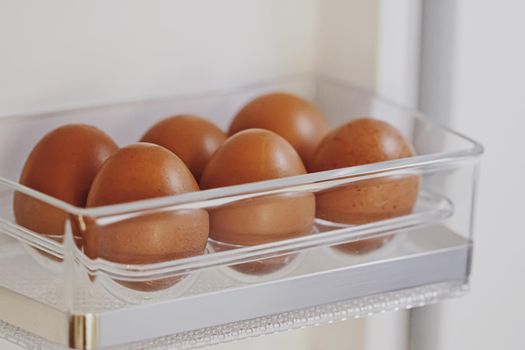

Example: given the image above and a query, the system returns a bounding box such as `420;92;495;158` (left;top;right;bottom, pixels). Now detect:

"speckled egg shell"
310;118;419;254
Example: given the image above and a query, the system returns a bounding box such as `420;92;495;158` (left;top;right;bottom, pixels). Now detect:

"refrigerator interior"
0;1;483;349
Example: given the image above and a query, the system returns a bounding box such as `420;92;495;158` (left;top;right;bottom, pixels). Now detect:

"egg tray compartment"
0;189;459;305
0;75;483;349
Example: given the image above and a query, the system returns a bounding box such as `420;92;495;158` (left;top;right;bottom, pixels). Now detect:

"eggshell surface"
200;129;315;274
84;143;208;290
228;93;329;167
13;124;118;239
141;115;226;181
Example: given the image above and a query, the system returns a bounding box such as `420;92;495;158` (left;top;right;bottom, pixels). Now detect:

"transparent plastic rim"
0;190;454;280
0;147;480;219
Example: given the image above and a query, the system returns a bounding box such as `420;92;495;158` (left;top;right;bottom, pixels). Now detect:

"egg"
13;124;118;246
84;143;209;291
140;115;226;181
228;93;329;167
310;118;419;254
200;129;315;275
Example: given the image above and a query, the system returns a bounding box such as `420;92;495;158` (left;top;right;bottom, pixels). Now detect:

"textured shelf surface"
0;225;470;349
0;281;468;350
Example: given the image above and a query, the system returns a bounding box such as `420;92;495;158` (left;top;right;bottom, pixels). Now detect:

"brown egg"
13;124;118;246
310;118;419;254
228;93;329;167
84;143;209;291
200;129;315;275
140;115;226;181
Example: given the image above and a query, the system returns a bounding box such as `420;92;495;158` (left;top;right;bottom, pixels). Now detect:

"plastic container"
0;74;483;349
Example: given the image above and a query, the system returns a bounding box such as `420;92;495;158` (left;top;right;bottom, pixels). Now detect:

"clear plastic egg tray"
0;75;483;349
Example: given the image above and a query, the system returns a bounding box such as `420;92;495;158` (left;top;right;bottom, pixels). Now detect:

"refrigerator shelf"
0;279;468;350
0;75;482;349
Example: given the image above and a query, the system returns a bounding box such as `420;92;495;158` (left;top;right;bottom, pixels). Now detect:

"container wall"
0;76;477;310
0;76;480;348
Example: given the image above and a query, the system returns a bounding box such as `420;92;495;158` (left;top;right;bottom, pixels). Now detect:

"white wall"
416;0;525;349
0;0;318;116
0;0;392;118
316;0;380;89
